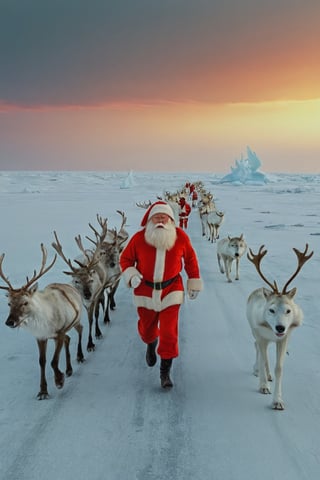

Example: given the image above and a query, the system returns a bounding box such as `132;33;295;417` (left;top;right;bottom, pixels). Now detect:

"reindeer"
206;210;225;243
136;200;152;209
198;192;216;237
217;234;247;282
246;244;313;410
85;212;127;324
52;226;108;352
0;244;84;399
104;210;129;253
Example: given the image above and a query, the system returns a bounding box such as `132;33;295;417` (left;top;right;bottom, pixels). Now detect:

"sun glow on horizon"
1;97;319;172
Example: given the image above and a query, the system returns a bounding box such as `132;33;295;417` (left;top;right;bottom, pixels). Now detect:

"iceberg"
120;170;137;189
220;146;267;185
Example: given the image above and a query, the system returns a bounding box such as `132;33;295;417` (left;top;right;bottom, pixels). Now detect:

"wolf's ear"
285;287;297;299
262;287;274;299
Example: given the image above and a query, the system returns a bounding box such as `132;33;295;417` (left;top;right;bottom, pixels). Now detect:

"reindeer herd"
1;180;315;410
0;211;128;399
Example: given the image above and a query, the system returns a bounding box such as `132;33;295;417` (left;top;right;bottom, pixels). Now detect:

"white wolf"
246;244;313;410
217;234;247;282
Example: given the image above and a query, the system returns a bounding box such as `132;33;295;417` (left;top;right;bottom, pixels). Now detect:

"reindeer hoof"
272;401;285;410
259;386;271;394
37;391;50;400
55;372;65;389
66;367;73;377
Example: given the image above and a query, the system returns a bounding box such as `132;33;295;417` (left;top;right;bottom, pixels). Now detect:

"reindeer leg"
110;280;120;310
272;338;289;410
110;289;116;310
51;333;65;389
74;323;85;363
98;291;105;314
86;304;95;351
103;292;111;324
37;339;49;400
64;334;73;377
94;298;103;339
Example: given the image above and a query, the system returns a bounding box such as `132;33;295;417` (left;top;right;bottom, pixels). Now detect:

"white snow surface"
1;170;320;480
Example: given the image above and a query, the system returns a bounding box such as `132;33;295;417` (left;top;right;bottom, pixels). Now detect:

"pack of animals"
1;180;314;411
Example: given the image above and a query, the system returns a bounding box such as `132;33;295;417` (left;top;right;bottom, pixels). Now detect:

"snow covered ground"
1;170;320;480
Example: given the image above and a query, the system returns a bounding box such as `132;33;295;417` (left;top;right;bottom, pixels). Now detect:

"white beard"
145;220;177;250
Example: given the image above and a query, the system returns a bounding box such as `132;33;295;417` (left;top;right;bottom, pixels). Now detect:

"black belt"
144;275;179;290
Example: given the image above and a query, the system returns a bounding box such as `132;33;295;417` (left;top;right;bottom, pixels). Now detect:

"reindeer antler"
282;243;314;293
136;200;151;209
116;210;127;229
52;231;79;273
0;244;57;291
0;253;14;290
247;245;279;292
86;214;108;248
74;234;95;267
24;244;57;288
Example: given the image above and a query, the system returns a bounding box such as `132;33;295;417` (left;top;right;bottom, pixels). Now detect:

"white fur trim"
148;204;175;221
133;291;184;312
187;278;203;292
122;266;141;287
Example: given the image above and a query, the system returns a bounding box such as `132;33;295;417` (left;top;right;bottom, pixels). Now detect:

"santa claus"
178;196;191;229
120;201;202;388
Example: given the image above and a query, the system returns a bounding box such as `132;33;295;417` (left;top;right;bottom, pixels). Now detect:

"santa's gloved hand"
130;274;143;289
188;290;199;300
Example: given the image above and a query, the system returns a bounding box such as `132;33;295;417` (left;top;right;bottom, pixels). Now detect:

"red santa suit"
178;197;191;229
120;201;202;359
191;190;198;207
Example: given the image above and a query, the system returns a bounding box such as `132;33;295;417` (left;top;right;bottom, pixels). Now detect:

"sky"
1;0;320;172
1;170;320;480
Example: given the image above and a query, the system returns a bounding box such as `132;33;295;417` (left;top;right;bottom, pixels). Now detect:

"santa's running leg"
160;358;173;388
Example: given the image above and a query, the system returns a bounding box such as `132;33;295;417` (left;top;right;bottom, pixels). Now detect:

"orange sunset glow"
1;1;320;172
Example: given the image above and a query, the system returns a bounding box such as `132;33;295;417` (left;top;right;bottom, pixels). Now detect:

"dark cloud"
1;0;320;105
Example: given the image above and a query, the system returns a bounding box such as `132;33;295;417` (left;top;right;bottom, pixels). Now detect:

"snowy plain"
1;170;320;480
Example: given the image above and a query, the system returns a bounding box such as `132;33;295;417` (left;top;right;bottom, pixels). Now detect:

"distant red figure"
179;197;191;229
191;190;198;207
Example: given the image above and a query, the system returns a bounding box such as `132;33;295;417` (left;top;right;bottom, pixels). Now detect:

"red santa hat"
141;201;175;226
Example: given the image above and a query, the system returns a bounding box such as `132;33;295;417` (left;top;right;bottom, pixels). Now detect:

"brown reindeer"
246;244;313;410
85;213;126;323
52;225;108;352
0;244;84;399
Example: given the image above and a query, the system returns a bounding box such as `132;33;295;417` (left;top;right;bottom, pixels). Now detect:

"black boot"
160;358;173;388
146;339;158;367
